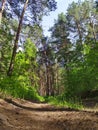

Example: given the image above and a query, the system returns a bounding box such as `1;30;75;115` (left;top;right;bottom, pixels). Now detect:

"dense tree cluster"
0;0;98;102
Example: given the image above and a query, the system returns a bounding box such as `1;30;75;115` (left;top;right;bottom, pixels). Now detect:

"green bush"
0;76;44;102
45;95;83;109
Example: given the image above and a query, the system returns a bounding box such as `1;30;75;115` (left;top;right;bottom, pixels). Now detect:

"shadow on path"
4;98;79;112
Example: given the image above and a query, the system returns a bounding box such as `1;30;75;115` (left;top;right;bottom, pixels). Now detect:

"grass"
45;96;83;110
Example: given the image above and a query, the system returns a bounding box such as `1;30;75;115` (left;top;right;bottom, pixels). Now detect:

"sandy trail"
0;98;98;130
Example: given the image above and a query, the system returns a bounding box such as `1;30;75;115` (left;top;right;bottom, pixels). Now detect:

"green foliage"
0;76;44;102
61;41;98;99
45;96;83;109
14;39;39;87
1;0;98;109
0;38;41;101
24;38;37;58
0;18;13;75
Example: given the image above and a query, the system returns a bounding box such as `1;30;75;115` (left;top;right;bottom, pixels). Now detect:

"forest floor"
0;98;98;130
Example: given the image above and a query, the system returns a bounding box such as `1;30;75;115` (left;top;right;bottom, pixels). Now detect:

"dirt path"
0;98;98;130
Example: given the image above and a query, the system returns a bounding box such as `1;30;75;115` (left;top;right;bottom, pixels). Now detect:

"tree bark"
0;0;6;24
76;20;82;44
46;65;50;96
89;19;96;43
7;0;29;76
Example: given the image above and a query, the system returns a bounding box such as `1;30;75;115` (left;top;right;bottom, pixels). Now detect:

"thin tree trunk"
7;0;29;76
76;20;82;44
0;0;6;24
90;19;96;43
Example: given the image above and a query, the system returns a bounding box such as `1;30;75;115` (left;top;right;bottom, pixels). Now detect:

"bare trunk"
0;0;6;24
50;68;54;96
76;21;82;44
90;19;96;43
7;0;28;76
46;65;50;96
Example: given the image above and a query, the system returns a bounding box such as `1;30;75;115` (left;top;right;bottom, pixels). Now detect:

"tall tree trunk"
0;0;6;24
46;65;50;96
89;19;96;43
50;67;54;96
7;0;28;76
76;20;82;44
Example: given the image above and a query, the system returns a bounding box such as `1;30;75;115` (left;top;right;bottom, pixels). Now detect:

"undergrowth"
0;76;44;102
45;95;83;110
0;76;83;110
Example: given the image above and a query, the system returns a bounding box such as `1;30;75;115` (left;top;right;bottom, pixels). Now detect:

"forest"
0;0;98;109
